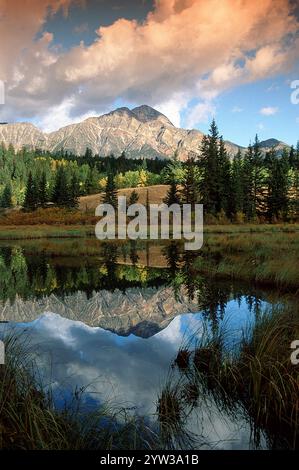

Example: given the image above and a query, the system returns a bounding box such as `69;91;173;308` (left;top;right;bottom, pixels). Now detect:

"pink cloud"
0;0;298;126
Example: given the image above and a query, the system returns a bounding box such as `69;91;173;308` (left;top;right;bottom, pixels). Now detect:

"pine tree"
242;137;265;220
103;171;118;209
289;146;296;169
39;172;48;207
181;155;199;209
84;147;93;159
23;172;38;211
53;165;68;207
218;136;232;217
251;135;265;217
1;184;12;208
231;150;244;215
164;181;181;206
199;119;220;215
68;174;80;209
242;144;254;220
266;149;290;221
129;189;139;205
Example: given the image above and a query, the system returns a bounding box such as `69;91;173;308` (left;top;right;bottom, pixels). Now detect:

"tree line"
1;122;299;221
0;144;167;210
162;120;299;222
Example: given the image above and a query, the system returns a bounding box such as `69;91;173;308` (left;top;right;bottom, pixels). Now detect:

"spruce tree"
23;172;38;211
1;184;12;208
218;136;232;217
181;155;199;210
129;189;139;205
39;172;48;207
231;150;244;215
103;171;118;209
199;119;220;215
266;149;290;221
242;144;255;220
252;135;265;217
163;181;181;206
68;174;80;209
53;165;68;207
243;137;265;220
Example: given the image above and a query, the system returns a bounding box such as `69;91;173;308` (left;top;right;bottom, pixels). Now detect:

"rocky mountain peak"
131;105;173;125
0;105;289;159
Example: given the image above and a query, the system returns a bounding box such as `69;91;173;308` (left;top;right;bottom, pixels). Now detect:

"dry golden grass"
79;185;170;210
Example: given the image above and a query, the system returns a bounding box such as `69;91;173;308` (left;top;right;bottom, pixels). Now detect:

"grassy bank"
194;229;299;290
161;304;299;449
0;225;94;240
0;215;299;290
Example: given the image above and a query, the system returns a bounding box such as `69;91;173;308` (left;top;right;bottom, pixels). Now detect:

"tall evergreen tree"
231;149;244;215
23;172;38;211
163;181;181;206
1;184;12;208
181;155;199;209
242;144;255;220
251;135;265;217
39;172;48;207
129;189;139;205
68;174;80;209
199;119;220;215
266;149;290;221
53;165;68;207
218;136;232;217
103;171;118;209
242;136;265;220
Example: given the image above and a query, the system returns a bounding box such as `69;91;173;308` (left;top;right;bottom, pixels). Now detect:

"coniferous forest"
0;120;298;223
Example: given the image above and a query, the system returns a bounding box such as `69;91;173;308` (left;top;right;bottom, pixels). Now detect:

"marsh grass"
0;332;161;450
159;305;299;449
194;230;299;290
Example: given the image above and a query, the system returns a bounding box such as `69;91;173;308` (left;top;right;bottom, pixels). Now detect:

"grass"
0;332;162;450
79;185;170;210
161;304;299;449
194;230;299;290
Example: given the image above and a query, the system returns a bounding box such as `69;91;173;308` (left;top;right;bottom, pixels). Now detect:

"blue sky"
182;76;299;147
1;0;299;147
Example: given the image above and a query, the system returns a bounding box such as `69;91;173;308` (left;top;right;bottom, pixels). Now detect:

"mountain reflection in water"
0;241;287;449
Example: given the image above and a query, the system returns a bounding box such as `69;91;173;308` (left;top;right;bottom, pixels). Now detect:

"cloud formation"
260;106;279;116
0;0;298;129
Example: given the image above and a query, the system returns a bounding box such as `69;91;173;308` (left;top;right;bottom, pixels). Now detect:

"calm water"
0;240;289;449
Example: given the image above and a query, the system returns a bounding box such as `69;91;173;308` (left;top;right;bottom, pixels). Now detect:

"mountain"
259;138;290;154
0;286;199;338
0;105;289;159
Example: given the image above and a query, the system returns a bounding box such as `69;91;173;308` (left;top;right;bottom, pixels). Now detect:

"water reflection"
0;240;292;449
0;241;271;335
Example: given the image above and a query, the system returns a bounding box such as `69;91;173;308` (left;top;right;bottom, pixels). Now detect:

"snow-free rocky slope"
0;105;288;159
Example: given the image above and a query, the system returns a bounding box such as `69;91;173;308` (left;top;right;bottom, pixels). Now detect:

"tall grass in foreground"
158;305;299;449
0;333;159;450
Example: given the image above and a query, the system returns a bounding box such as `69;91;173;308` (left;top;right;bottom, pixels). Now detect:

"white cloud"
260;106;279;116
37;97;97;132
154;93;189;127
185;101;216;128
0;0;298;127
232;106;243;113
267;83;280;92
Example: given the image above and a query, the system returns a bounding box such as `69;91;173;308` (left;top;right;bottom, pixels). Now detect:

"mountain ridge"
0;105;290;159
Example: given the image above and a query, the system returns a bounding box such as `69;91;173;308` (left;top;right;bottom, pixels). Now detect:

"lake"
0;240;294;449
